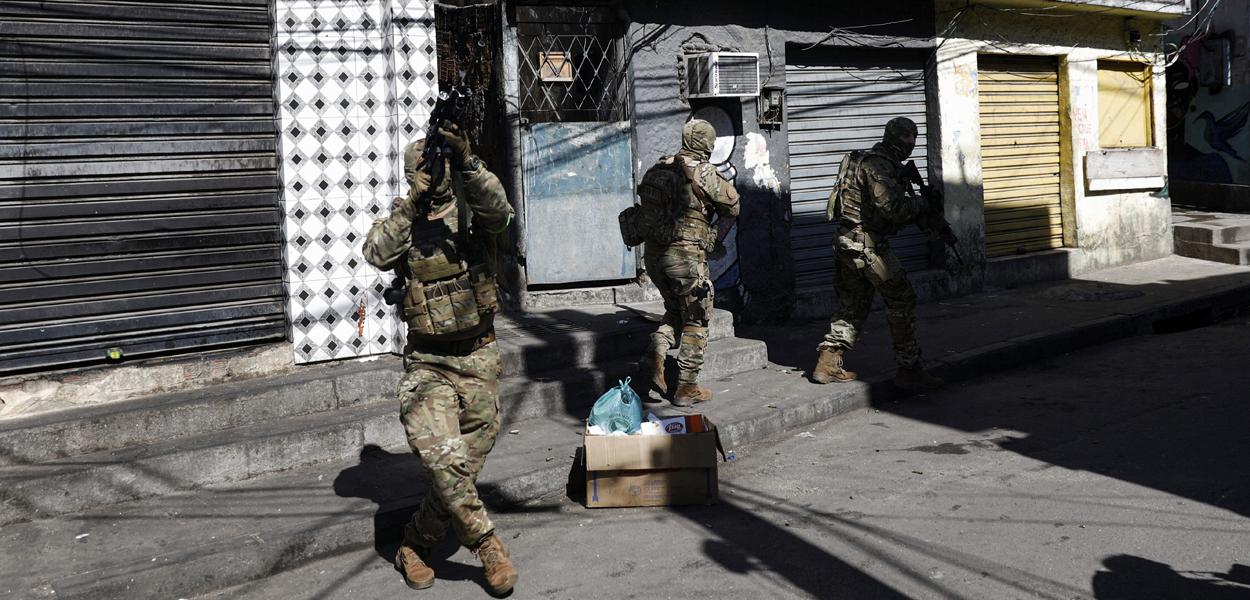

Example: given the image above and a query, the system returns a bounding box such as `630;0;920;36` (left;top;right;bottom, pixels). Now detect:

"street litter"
587;378;642;434
581;382;725;508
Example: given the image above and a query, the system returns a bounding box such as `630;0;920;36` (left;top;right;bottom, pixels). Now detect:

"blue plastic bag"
587;377;643;434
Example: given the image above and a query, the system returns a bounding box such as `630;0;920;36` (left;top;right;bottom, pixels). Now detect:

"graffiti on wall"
690;106;748;313
1168;32;1250;185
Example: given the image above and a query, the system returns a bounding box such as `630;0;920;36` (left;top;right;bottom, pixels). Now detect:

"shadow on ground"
1091;555;1250;599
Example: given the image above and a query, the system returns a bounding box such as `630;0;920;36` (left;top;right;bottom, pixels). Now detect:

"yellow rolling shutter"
978;56;1064;258
1097;61;1152;148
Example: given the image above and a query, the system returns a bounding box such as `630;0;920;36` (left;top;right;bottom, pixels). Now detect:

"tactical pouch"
674;216;714;252
469;264;499;314
404;265;498;338
402;282;436;334
418;275;479;337
829;150;865;224
618;205;646;247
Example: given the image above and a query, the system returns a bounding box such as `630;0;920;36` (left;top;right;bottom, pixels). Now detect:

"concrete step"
0;366;841;600
0;304;733;467
496;304;734;379
0;337;766;526
1175;238;1250;266
1174;222;1250;245
0;360;396;468
1219;225;1250;244
498;335;768;423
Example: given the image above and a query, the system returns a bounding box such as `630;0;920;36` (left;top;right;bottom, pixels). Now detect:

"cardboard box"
583;417;720;508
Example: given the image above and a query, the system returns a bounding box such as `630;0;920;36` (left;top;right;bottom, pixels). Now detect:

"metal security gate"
0;1;285;373
516;5;635;286
786;50;932;289
978;55;1064;257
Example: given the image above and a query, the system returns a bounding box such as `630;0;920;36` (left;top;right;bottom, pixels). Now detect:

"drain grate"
495;319;587;341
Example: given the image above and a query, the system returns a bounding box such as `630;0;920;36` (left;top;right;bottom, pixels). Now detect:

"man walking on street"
639;119;740;407
362;123;518;595
812;117;951;392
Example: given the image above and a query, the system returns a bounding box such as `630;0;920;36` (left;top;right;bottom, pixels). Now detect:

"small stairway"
0;302;769;599
1173;209;1250;266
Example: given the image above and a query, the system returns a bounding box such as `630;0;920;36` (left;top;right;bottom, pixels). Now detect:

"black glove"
436;122;473;169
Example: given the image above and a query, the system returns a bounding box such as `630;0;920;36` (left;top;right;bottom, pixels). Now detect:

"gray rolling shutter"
0;0;285;374
786;52;931;289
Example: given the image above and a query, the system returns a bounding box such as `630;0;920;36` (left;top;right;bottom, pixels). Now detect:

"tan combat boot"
395;544;435;590
812;347;856;384
642;344;667;397
474;533;518;596
672;383;712;407
894;365;945;392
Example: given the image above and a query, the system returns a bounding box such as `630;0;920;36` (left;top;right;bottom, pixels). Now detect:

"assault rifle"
901;160;964;267
413;86;470;214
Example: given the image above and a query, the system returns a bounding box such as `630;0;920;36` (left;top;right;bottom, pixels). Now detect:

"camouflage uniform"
646;120;740;386
821;118;947;370
362;137;513;551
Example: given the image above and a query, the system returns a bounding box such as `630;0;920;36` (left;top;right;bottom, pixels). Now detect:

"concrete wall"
934;1;1174;287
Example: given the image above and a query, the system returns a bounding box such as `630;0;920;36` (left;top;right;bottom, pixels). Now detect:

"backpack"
618;156;692;247
826;150;866;223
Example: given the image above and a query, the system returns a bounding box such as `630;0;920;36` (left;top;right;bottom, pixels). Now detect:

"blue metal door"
522;121;636;285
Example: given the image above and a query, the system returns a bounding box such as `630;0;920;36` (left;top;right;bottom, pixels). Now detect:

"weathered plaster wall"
935;1;1173;284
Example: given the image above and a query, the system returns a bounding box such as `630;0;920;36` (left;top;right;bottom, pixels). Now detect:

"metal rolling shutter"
786;54;932;289
0;0;285;374
978;55;1064;257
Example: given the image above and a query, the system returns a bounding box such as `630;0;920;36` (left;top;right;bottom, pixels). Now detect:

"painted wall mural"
1167;32;1250;185
690;106;748;314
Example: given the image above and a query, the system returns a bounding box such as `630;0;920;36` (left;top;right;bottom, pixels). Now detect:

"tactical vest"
671;156;717;252
399;194;499;341
828;149;898;234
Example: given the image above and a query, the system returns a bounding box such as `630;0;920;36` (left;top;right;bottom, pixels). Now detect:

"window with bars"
517;18;630;123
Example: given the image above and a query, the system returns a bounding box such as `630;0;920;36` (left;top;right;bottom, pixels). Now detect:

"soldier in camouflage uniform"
641;119;740;407
362;124;518;595
812;117;949;392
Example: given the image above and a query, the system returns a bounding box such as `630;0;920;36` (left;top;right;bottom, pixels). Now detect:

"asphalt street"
203;315;1250;600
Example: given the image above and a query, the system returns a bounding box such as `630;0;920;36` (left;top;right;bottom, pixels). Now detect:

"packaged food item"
645;413;706;435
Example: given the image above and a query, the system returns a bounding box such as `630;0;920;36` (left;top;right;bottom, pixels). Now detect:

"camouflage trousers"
821;234;923;369
397;336;501;550
645;244;713;384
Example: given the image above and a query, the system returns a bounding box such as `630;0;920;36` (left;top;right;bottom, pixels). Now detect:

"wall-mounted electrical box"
685;52;760;98
757;85;784;128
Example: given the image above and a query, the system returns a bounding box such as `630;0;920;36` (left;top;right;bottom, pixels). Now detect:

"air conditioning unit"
685;52;760;98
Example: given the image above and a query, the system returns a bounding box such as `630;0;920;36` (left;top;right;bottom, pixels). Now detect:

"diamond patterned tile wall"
275;0;437;363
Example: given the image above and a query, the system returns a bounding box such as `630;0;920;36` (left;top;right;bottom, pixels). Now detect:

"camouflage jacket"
848;143;931;236
673;150;740;250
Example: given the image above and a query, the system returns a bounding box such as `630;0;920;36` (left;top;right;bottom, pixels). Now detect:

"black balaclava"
880;117;918;162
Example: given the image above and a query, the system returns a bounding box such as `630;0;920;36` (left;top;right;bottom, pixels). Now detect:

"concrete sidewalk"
3;255;1250;599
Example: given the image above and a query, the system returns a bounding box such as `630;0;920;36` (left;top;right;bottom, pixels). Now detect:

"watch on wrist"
461;154;483;172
